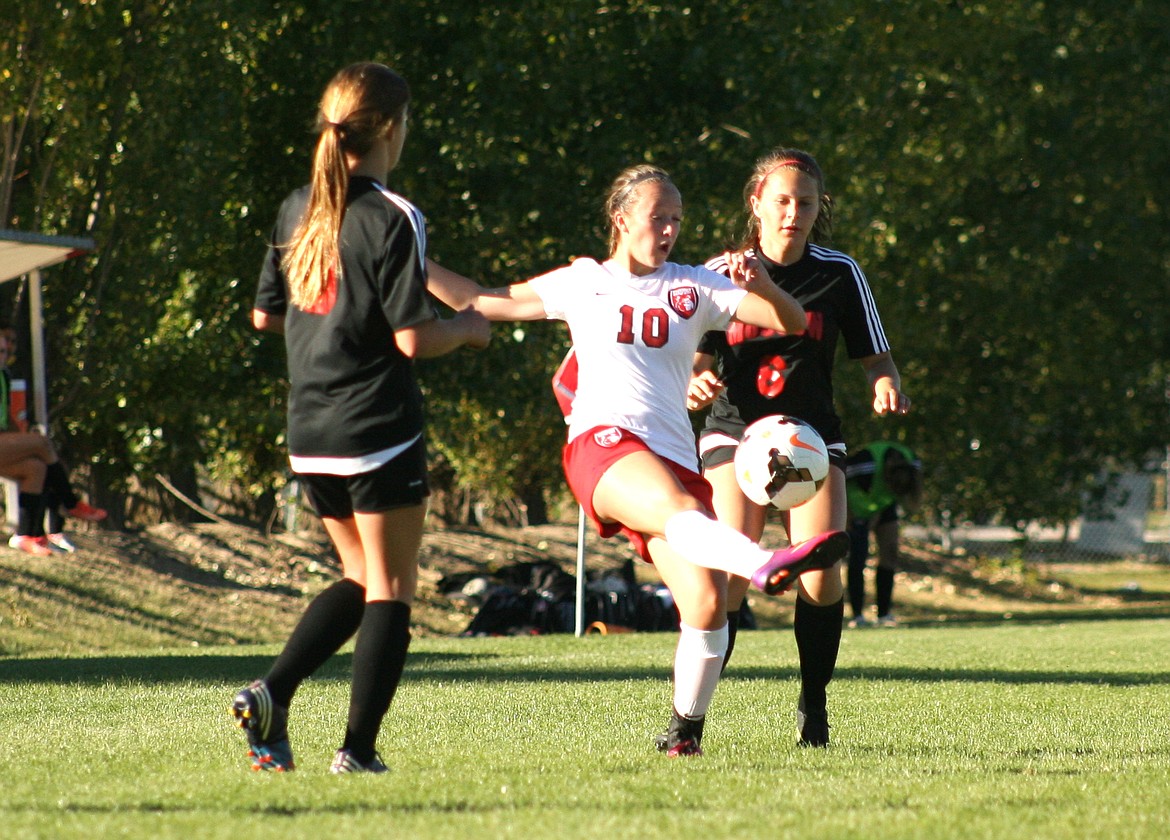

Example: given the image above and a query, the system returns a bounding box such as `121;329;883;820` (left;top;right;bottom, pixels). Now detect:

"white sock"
673;622;729;718
664;509;771;578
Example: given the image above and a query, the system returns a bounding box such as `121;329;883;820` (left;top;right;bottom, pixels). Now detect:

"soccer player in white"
429;164;849;756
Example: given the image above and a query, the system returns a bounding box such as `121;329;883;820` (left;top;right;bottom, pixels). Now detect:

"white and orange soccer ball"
733;415;830;510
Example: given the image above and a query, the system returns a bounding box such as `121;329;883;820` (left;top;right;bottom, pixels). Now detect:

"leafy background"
2;0;1167;531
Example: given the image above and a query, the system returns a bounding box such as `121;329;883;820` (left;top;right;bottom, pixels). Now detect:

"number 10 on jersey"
616;305;669;348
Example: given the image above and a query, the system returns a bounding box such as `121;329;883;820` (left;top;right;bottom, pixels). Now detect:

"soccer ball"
734;415;829;510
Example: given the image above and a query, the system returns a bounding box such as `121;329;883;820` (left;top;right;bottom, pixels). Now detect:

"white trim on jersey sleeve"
375;184;428;275
704;253;731;275
844;459;878;481
809;243;890;354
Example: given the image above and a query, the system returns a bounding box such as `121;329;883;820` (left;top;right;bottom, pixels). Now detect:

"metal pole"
575;504;587;637
28;268;48;430
1160;376;1170;517
1164;444;1170;516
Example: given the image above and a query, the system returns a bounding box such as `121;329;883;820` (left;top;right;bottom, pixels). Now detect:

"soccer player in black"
689;148;910;746
234;62;489;773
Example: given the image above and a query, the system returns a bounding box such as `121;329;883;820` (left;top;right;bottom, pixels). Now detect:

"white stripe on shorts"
289;432;421;477
698;430;740;458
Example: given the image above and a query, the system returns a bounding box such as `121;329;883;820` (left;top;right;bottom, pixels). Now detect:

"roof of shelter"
0;229;94;283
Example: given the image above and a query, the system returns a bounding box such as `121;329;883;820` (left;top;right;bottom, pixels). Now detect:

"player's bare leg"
593;450;843;591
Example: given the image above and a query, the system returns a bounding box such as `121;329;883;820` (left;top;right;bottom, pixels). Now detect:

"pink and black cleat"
751;531;849;595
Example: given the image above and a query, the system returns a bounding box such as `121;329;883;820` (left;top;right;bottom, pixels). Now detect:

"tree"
2;0;1166;532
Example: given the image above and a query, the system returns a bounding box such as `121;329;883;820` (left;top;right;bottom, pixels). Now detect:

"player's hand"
456;306;492;350
724;249;766;291
686;370;724;410
873;382;910;415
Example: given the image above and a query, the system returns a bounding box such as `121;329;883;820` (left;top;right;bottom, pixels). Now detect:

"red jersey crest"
593;427;624;448
668;286;698;319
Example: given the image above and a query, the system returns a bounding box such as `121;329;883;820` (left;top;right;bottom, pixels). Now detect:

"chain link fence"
908;469;1170;563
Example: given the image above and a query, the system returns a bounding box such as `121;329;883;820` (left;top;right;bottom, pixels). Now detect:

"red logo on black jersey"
669;287;698;319
303;264;338;315
727;310;820;346
805;310;823;340
757;354;791;398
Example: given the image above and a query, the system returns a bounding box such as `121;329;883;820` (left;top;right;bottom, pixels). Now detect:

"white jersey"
529;257;747;470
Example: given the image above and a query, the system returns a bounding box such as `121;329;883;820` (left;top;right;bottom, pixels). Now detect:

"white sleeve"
525;265;578;320
698;266;748;329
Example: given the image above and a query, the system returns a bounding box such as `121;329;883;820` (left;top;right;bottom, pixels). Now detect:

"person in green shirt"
844;442;921;627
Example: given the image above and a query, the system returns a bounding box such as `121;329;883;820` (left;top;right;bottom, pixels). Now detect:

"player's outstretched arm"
426;259;547;322
726;251;806;334
395;307;491;359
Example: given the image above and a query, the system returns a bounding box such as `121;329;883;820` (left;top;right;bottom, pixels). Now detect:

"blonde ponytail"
281;63;411;309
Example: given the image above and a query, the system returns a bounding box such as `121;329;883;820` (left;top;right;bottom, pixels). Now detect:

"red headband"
754;159;808;196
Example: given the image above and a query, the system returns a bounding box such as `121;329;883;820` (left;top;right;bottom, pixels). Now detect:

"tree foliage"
2;0;1167;528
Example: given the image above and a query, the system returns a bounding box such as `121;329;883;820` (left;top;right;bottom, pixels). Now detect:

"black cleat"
655;710;705;757
231;679;294;771
796;692;830;748
330;749;389;774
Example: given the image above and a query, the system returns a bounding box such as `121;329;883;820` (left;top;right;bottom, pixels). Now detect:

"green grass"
3;620;1170;839
1049;563;1170;596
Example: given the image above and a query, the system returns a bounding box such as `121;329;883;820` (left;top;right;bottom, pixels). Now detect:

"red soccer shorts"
562;425;714;563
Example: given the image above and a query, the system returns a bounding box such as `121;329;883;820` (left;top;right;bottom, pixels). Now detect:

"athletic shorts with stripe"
562;425;714;564
300;436;429;518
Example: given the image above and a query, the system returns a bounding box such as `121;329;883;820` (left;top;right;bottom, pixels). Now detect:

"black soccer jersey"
254;176;437;468
699;243;889;445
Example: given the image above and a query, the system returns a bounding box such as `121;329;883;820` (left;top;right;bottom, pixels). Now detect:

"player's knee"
675;592;726;629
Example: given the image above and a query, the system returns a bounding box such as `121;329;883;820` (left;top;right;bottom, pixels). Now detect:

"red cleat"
8;534;54;556
67;501;108;522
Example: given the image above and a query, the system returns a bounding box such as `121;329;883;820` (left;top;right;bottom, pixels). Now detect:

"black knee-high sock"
18;492;46;537
44;462;78;510
875;567;896;617
794;596;845;713
846;527;869;617
846;562;866;617
265;578;367;707
44;488;64;534
343;600;412;762
721;609;741;674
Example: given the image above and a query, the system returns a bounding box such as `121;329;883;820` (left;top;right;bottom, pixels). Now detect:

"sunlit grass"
2;620;1170;838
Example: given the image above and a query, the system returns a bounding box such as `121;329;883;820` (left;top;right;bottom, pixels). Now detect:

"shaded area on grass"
5;639;1170;688
4;521;1170;658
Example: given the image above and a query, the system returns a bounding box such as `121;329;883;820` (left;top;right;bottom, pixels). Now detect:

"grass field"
3;618;1169;839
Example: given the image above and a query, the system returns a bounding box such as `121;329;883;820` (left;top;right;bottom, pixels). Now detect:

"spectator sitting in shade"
0;330;106;556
